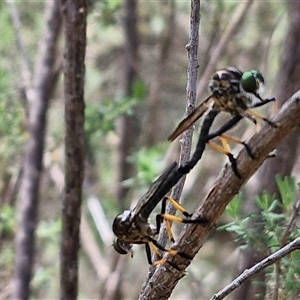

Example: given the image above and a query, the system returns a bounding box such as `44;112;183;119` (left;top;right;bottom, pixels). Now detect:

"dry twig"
210;237;300;300
150;0;201;279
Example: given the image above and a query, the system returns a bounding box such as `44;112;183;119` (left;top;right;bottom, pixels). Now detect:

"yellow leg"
159;196;206;244
149;241;160;256
164;218;175;242
246;108;265;121
152;258;167;266
221;134;245;146
246;108;276;127
161;213;186;223
149;242;166;266
207;137;242;178
155;196;208;262
161;196;207;225
209;134;250;154
165;196;189;215
207;140;230;156
149;241;178;266
220;136;231;153
160;196;189;241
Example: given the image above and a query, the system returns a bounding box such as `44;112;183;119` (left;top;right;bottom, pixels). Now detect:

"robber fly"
112;162;208;265
168;67;276;177
168;67;275;141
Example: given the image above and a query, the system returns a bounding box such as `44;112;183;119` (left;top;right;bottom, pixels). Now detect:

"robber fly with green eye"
168;67;276;178
112;67;276;265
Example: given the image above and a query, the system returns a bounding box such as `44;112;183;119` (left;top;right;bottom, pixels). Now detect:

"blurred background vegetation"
0;0;299;299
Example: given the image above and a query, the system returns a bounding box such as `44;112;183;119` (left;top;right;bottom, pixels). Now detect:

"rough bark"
13;2;61;299
233;2;300;299
59;1;87;299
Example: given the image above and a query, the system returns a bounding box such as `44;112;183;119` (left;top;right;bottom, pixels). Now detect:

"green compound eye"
241;70;265;93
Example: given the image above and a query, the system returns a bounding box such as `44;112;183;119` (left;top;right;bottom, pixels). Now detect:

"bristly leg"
156;196;208;242
149;237;179;266
148;237;194;270
206;139;242;178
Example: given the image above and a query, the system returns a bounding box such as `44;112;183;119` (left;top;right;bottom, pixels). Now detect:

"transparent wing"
168;95;213;142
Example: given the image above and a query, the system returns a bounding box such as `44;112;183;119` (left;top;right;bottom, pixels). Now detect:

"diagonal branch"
210;237;300;300
139;90;300;300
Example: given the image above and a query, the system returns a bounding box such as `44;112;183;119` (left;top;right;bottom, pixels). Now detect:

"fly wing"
167;95;213;142
133;162;179;221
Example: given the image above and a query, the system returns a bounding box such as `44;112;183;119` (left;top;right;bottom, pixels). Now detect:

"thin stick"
210;237;300;300
155;0;201;257
177;0;201;169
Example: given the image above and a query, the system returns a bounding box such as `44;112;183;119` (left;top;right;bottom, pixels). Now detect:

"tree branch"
13;2;62;298
177;0;201;170
138;90;300;300
151;0;201;280
210;237;300;300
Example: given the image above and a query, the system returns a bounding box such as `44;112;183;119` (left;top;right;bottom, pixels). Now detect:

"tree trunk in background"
59;1;87;299
115;0;140;206
143;1;175;146
256;1;300;195
13;2;61;299
103;2;140;299
233;2;300;299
